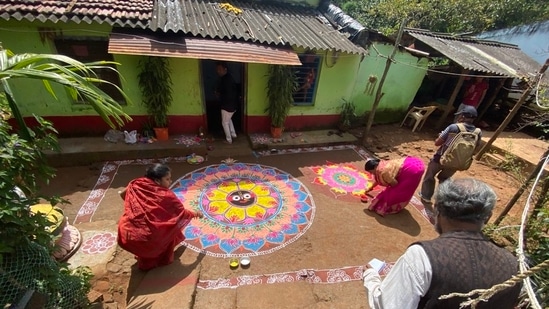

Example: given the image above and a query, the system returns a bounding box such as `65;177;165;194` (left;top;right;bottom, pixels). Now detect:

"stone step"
479;152;507;167
45;131;360;167
46;137;207;167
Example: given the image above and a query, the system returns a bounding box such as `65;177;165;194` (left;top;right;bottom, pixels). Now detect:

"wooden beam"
494;148;549;225
362;19;407;140
475;58;549;160
435;69;467;129
477;78;505;122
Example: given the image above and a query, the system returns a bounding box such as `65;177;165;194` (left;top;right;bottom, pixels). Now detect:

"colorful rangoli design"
81;232;116;255
197;263;394;290
171;163;315;257
249;133;273;145
174;135;202;147
310;162;375;199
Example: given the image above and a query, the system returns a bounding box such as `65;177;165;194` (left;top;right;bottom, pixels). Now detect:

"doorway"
201;60;245;138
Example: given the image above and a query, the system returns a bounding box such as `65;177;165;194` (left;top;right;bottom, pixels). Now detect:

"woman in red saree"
362;157;425;216
117;164;203;270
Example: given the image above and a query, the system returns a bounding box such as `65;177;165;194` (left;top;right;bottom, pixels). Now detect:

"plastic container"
229;258;239;269
240;256;251;268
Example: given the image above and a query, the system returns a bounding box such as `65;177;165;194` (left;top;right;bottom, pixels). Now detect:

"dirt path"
40;124;527;308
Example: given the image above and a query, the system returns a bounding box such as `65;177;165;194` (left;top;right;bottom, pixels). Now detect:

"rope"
439;259;549;308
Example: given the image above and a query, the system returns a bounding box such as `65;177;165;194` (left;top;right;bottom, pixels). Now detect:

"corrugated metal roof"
109;31;301;65
0;0;365;55
0;0;152;28
406;29;542;79
151;0;366;54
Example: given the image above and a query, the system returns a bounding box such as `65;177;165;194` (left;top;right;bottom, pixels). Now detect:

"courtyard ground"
39;123;545;308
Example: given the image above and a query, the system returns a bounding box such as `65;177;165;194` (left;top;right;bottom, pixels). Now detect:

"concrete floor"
40;125;548;308
46;129;359;167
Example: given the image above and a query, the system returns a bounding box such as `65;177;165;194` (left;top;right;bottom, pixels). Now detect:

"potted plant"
266;64;297;138
338;99;357;132
138;56;173;140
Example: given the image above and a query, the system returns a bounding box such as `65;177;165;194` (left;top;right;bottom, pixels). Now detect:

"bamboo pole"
362;19;407;140
494;148;549;225
435;69;466;129
476;58;549;160
477;78;505;122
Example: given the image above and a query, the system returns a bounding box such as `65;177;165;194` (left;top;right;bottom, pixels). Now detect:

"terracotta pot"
271;126;283;138
153;127;169;141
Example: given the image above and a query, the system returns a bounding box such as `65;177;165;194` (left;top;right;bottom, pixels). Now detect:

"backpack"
440;123;481;171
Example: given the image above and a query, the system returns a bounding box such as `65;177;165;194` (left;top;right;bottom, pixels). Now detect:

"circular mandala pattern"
311;163;374;197
81;232;116;255
171;163;315;257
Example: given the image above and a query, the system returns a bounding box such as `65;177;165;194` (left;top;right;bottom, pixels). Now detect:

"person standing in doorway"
454;76;488;122
215;61;238;144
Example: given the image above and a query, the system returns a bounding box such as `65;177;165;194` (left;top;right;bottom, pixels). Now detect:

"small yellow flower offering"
229;258;239;268
219;3;242;15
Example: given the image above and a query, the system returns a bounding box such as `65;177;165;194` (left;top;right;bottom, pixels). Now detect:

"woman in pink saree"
362;157;425;216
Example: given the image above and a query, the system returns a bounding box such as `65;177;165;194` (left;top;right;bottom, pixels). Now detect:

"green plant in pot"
138;56;173;140
338;99;357;132
266;64;297;139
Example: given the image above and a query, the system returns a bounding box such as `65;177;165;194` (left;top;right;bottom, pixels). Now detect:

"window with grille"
292;53;321;106
53;38;125;104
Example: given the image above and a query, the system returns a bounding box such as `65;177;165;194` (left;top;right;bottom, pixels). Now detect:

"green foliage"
331;0;549;36
483;176;549;307
0;94;59;257
497;142;527;183
1;241;94;308
0;97;92;307
339;99;357;130
484;212;549;306
138;56;173;128
526;206;549;306
266;65;297;128
526;87;549;136
0;48;132;129
0;46;133;307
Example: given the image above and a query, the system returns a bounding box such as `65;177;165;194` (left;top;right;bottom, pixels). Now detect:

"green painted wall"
2;20;111;116
0;20;204;118
246;63;269;115
246;50;362;116
246;46;427;121
169;58;203;115
351;43;429;122
1;19;426;127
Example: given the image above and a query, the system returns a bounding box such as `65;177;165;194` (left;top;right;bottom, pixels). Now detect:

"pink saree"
368;156;425;216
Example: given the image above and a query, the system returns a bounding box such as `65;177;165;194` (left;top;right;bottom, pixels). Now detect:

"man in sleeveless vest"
363;178;521;308
419;105;481;216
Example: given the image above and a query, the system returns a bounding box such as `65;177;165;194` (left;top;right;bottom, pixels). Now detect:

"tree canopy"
332;0;549;36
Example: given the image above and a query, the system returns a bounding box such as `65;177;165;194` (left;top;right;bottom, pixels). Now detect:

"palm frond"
0;49;132;129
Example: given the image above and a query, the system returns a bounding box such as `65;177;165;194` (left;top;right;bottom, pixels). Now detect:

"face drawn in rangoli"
172;163;315;257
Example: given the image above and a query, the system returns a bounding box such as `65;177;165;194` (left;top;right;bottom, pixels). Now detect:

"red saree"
117;177;196;270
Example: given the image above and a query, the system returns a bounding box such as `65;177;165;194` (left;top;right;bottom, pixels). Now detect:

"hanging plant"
265;65;297;128
138;56;173;128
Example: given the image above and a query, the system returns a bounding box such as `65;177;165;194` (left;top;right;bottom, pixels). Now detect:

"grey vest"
416;231;521;309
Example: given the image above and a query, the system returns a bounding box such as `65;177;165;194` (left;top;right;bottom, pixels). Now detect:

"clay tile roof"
0;0;153;28
0;0;365;54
